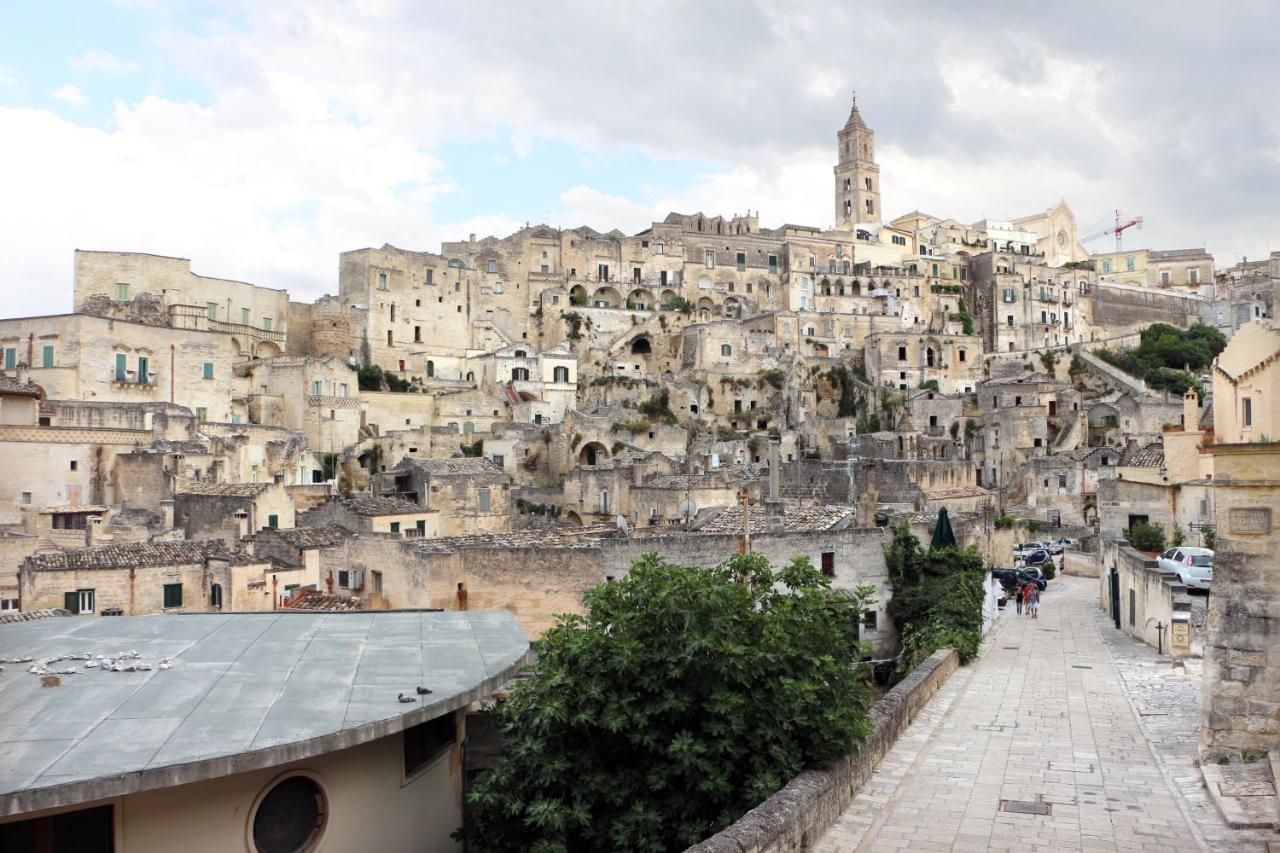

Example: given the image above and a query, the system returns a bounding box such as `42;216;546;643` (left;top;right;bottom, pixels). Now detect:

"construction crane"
1081;210;1143;254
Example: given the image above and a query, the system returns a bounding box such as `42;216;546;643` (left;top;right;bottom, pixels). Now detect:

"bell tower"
834;93;881;226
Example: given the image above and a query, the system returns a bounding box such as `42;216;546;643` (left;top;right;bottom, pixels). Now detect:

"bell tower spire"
834;92;880;226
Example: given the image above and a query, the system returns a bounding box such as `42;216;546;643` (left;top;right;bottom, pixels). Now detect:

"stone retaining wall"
684;647;960;853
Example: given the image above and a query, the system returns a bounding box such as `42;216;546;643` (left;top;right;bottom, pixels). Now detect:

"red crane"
1081;210;1143;253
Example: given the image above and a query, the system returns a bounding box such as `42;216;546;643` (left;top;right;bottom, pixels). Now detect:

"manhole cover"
1000;799;1052;815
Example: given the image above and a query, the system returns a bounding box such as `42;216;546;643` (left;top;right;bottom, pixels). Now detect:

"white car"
1157;547;1213;590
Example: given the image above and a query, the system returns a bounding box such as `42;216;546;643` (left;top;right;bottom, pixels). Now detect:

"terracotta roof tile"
23;540;237;571
177;482;271;497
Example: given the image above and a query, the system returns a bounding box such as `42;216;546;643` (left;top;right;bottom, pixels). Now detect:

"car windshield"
1190;555;1213;567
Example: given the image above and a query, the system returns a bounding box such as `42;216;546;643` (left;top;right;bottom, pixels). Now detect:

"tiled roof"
0;374;43;398
0;608;71;624
413;527;614;553
271;526;351;549
694;502;855;534
1127;442;1166;468
34;505;110;514
403;457;505;476
177;482;270;497
346;496;429;516
23;540;235;571
287;590;368;611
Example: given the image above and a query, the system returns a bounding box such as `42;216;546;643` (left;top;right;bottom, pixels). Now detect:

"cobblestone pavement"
813;576;1273;852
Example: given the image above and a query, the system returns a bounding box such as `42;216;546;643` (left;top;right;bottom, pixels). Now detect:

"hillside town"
2;97;1279;851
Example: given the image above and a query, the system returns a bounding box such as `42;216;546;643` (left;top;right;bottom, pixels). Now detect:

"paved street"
814;576;1271;852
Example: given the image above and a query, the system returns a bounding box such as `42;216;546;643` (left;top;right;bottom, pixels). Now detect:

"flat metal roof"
0;610;529;817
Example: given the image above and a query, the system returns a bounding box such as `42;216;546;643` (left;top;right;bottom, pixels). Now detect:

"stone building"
300;494;439;538
378;456;513;536
864;331;983;395
173;479;296;542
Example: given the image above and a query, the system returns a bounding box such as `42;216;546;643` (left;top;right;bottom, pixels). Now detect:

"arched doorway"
631;337;652;355
578;441;609;466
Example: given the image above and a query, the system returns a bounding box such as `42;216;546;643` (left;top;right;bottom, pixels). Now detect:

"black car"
991;568;1047;592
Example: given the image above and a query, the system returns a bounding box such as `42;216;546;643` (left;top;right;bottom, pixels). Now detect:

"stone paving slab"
813;576;1275;852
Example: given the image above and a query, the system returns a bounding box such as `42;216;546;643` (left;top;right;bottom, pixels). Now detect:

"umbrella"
931;506;957;549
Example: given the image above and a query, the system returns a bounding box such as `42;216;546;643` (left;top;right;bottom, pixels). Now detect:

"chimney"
768;439;781;501
160;499;175;529
469;233;476;243
1182;389;1199;432
234;508;249;540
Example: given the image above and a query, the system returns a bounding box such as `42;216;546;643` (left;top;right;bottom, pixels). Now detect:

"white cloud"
52;84;88;108
70;49;141;74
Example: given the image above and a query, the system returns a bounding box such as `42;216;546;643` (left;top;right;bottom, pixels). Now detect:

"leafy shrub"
1124;521;1166;552
855;414;882;434
918;379;940;392
463;554;874;852
994;515;1016;530
638;390;676;424
661;295;695;313
757;368;786;389
884;525;985;667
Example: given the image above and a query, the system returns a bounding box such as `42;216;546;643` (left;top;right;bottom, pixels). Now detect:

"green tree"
1124;521;1166;552
463;553;875;853
884;524;985;667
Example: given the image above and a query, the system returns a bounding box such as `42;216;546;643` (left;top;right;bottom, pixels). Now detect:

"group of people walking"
1014;582;1040;618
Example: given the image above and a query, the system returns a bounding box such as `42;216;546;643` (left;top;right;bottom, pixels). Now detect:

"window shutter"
64;591;79;614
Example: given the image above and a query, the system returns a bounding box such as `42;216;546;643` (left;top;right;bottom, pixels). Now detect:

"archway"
563;508;584;526
593;286;622;308
578;441;609;466
630;337;652;355
724;298;741;318
255;340;283;359
569;284;588;306
627;288;654;310
659;289;678;305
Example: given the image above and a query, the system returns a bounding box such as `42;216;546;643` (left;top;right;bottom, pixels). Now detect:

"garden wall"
684;647;960;853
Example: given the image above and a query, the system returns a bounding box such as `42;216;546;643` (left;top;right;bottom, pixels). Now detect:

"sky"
2;1;1278;316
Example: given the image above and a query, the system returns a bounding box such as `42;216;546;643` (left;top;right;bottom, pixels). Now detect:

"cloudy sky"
3;1;1278;316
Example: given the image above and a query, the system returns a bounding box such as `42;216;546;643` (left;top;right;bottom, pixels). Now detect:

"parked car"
1157;547;1213;591
992;568;1047;592
1054;537;1079;549
1018;549;1052;567
1013;541;1049;554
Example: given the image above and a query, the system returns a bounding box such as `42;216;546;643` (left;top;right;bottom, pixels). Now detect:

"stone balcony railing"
168;305;285;343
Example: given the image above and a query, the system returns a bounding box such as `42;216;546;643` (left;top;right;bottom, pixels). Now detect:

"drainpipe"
170;344;175;404
129;567;136;615
272;574;278;610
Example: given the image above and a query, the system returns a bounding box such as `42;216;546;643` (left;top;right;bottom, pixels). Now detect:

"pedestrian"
1015;583;1024;616
1027;584;1040;619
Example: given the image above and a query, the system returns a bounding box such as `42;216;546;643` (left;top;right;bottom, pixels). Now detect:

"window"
705;250;715;268
1102;259;1111;273
242;307;251;324
898;346;907;361
736;252;746;271
206;302;217;320
414;326;421;342
958;349;966;362
487;260;497;273
820;552;835;577
720;344;732;356
1006;315;1014;327
1160;270;1171;285
203;362;214;380
3;347;14;370
20;492;31;504
37;344;54;368
865;199;874;215
163;583;183;608
1126;256;1135;272
1189;268;1200;284
0;803;115;850
494;282;504;294
553;366;569;383
656;242;664;255
136;356;149;384
210;583;223;608
262;317;273;332
768;254;777;270
511;367;529;381
63;588;95;614
864;177;872;191
403;714;455;780
390;521;400;534
479;488;491;512
116;282;130;301
311;380;322;396
252;774;327;853
113;352;127;381
863;610;878;630
69;460;77;471
1243;397;1253;427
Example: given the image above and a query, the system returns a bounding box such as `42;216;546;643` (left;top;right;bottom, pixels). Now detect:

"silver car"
1157;547;1213;590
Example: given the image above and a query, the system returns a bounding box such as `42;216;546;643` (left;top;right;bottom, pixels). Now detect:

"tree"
884;524;985;667
1125;521;1166;553
463;553;875;853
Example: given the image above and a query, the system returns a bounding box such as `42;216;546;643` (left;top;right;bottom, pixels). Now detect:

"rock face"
79;291;169;327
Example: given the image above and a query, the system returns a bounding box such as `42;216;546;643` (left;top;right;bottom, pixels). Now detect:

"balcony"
110;371;158;388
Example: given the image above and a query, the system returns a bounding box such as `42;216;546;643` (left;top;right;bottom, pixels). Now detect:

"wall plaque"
1229;507;1272;535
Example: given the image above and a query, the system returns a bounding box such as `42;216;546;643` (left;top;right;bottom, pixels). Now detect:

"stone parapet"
684;648;960;853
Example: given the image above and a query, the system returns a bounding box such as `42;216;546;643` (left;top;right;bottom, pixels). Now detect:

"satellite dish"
679;499;697;519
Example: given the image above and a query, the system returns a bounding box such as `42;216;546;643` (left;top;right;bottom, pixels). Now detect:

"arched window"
513;349;527;358
553;366;569;383
210;583;222;609
426;360;434;378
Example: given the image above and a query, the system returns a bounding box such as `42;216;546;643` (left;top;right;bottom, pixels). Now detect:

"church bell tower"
834;94;881;226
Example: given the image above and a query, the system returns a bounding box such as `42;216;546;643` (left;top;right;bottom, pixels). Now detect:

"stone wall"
684;648;960;853
1097;538;1192;656
1091;282;1197;335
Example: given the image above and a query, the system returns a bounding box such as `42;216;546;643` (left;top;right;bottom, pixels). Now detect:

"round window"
251;774;327;853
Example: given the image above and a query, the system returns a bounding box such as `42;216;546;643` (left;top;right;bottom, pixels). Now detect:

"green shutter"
137;356;149;384
163;583;182;608
41;346;53;368
64;591;79;614
4;348;15;370
390;522;400;534
115;353;127;380
203;362;214;380
268;514;279;529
